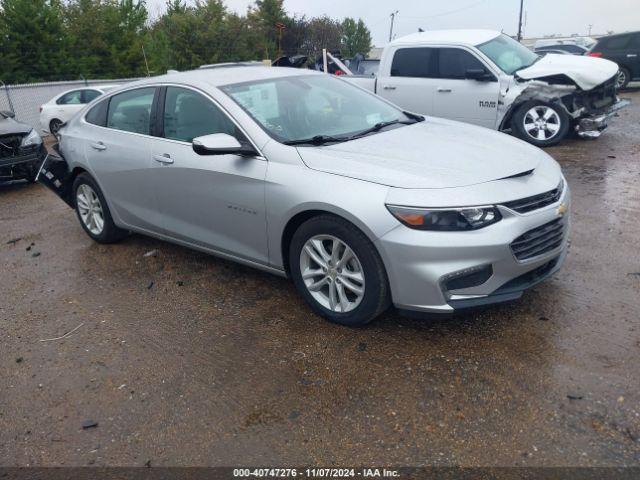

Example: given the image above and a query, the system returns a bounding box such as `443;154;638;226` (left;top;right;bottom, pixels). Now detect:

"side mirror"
0;110;16;119
465;68;496;82
192;133;257;156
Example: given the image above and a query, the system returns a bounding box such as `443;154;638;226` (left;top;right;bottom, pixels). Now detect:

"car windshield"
221;74;411;144
477;34;539;75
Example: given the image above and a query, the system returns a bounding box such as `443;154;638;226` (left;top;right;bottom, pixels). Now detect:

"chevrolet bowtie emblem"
557;203;567;216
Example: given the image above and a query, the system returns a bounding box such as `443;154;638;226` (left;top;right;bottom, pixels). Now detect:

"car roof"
598;30;640;40
390;29;502;47
125;66;320;89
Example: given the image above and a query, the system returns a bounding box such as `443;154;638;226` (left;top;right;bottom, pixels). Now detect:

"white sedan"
40;85;119;135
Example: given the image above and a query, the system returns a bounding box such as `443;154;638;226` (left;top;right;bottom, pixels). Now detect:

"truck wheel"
512;101;569;148
289;214;390;326
616;67;631;90
72;173;127;243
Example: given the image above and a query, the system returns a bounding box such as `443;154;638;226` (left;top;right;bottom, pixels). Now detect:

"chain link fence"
1;78;138;134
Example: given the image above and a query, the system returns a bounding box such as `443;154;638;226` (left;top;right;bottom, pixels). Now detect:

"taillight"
587;52;603;57
334;69;345;75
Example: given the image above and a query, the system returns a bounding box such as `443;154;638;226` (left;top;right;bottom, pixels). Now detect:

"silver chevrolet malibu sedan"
39;67;570;326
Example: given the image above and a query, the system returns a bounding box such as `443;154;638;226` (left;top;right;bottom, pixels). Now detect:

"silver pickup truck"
344;30;628;147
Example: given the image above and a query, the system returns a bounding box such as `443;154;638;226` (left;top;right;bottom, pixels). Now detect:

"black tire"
616;67;631;90
512;101;570;148
49;119;63;136
289;214;390;326
72;173;127;244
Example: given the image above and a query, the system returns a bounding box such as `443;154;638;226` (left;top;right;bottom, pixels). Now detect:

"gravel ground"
1;90;639;467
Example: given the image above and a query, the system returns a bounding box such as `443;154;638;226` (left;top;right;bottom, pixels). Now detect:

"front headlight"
386;204;502;231
20;129;43;147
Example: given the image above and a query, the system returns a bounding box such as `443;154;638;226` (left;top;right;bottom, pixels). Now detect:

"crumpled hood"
0;116;31;136
516;54;618;90
296;119;548;189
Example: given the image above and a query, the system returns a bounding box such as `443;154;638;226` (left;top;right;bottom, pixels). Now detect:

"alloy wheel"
299;235;365;313
616;70;627;90
523;106;561;141
76;184;105;235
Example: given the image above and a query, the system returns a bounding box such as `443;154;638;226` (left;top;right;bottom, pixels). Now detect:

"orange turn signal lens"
396;212;425;226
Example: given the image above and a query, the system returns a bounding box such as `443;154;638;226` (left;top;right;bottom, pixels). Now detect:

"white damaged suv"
346;30;628;147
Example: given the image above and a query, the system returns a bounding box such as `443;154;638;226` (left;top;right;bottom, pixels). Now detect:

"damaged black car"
0;110;46;183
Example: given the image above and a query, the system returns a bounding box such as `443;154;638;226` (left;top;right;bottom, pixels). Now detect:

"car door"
377;46;438;115
630;34;640;79
150;86;269;264
82;87;163;231
601;34;633;73
432;47;500;128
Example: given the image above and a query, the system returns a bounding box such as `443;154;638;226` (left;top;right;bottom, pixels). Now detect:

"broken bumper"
0;144;46;180
576;98;631;138
36;146;74;207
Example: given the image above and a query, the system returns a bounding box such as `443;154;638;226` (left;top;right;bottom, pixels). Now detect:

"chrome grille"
502;181;563;214
511;218;565;261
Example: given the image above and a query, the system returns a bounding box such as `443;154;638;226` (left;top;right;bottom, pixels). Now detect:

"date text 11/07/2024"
232;468;401;478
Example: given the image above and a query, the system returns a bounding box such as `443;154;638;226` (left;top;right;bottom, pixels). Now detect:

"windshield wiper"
283;134;347;146
346;118;418;141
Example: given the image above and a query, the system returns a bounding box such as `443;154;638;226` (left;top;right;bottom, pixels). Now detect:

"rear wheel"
289;214;390;326
512;101;569;147
49;119;63;136
616;67;631;90
72;173;127;243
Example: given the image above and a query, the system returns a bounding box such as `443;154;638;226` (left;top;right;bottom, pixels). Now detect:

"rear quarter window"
603;35;631;50
85;99;109;127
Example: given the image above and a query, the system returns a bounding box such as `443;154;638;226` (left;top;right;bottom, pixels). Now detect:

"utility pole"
588;24;593;36
389;10;399;42
517;0;524;41
275;22;286;60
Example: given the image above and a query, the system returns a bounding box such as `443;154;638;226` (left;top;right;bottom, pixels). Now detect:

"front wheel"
289;214;391;326
512;101;569;147
72;173;127;243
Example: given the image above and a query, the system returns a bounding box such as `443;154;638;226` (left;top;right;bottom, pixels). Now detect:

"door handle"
90;142;106;151
437;88;452;93
627;54;638;58
153;153;174;165
382;85;396;90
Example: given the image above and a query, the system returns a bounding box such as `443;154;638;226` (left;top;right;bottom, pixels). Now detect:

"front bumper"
576;98;631;139
375;185;571;313
0;144;46;181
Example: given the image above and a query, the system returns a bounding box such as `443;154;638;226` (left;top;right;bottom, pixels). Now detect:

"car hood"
516;54;618;90
295;119;547;189
0;116;31;136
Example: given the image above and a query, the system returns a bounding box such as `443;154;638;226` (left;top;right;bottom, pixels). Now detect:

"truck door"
376;47;438;116
432;47;500;129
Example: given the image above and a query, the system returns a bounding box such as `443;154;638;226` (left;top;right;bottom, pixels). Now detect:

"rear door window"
106;88;155;135
438;48;487;79
82;90;102;103
57;90;83;105
390;48;437;78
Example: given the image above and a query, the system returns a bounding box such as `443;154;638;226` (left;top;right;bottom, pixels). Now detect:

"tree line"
0;0;373;84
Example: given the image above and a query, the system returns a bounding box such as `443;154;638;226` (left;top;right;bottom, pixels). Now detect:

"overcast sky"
146;0;640;46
